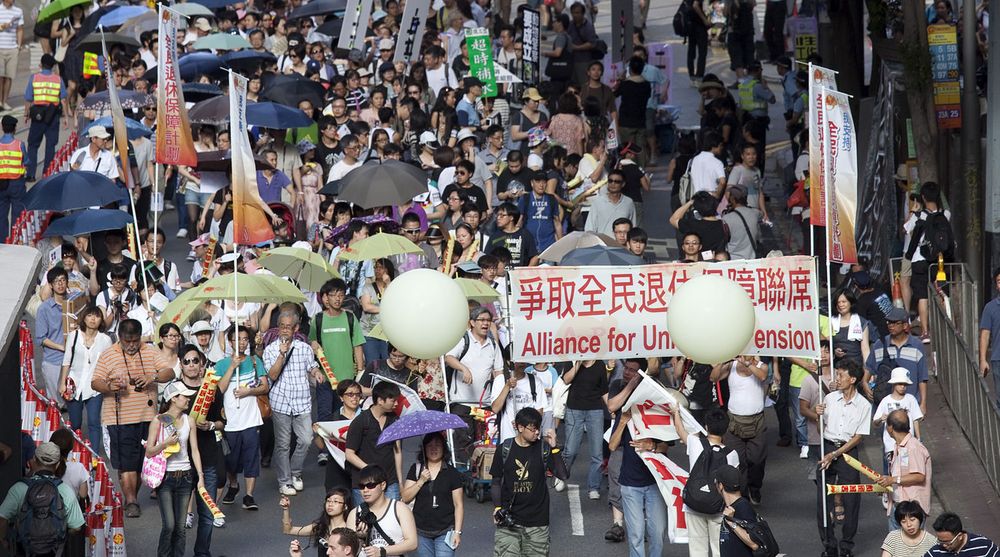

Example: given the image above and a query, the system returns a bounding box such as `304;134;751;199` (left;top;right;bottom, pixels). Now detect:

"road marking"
567;484;585;536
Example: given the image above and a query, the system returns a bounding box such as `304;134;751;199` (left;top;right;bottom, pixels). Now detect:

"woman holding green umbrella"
360;258;396;363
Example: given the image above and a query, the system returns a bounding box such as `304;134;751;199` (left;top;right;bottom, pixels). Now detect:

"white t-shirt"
61;461;89;497
328;159;363;182
219;356;266;431
61;331;114;401
873;393;923;452
690;151;725;196
446;332;503;403
489;372;549;443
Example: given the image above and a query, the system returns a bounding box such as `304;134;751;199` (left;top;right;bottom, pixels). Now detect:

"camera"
356;502;378;529
494;507;516;529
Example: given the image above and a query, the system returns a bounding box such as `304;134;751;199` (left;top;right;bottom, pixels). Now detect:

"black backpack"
682;438;734;514
14;474;67;557
873;336;898;404
726;512;780;557
918;211;954;261
673;0;692;39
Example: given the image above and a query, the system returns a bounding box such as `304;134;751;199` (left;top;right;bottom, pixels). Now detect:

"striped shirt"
925;534;1000;556
93;344;169;425
0;3;22;50
263;339;318;416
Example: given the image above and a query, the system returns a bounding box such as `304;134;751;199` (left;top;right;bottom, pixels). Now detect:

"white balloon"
666;274;756;364
379;269;470;359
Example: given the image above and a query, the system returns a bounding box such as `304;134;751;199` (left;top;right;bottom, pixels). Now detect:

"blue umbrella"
246;102;312;129
178;52;227;81
97;6;151;27
188;0;234;9
91;116;152;140
377;410;468;446
23;171;126;211
182;83;224;103
43;209;135;237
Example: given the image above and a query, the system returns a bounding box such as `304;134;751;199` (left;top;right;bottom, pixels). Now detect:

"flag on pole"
638;447;690;543
622;374;704;442
821;89;858;263
100;29;133;190
156;6;197;166
229;71;275;246
808;64;837;227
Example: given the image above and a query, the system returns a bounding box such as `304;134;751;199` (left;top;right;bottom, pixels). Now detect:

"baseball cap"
456;129;477;143
714;464;742;492
347;49;364;64
456;261;482;275
193;17;212;31
521;87;543;101
189;320;213;335
87;126;111;139
378;38;394;50
34;442;61;466
357;67;372;78
162;381;198;401
189;233;211;247
287;32;304;48
419;130;440;147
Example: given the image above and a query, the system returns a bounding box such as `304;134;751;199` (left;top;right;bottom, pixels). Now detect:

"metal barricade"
927;262;1000;497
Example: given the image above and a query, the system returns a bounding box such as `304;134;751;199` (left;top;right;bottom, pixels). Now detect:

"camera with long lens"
493;507;516;529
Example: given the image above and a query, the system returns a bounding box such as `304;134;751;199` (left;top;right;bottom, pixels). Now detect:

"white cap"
189;320;213;335
162;381;198;400
419;130;440;146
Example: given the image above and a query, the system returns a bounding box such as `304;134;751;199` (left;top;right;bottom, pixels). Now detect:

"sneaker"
604;523;625;543
800;446;810;459
920;333;931;345
279;485;297;496
318;453;329;466
881;493;890;510
165;201;175;211
185;512;195;528
553;479;566;492
221;485;239;505
291;476;304;491
749;488;762;506
186;249;197;262
588;490;600;500
213;517;225;528
176;228;188;239
243;495;259;511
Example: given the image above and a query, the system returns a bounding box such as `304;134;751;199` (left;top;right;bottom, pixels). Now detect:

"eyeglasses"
182;357;202;365
519;424;540;432
311;49;322;54
455;170;469;176
163;333;181;339
358;482;381;490
342;391;362;398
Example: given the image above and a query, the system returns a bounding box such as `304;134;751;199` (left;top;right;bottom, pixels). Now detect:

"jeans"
563;408;605;491
789;386;807;448
417;532;455;557
26;115;60;179
174;188;189;231
363;337;388;364
272;411;313;487
194;465;217;557
316;380;341;422
620;484;666;557
0;177;25;240
156;471;194;557
67;395;103;456
353;483;400;507
687;26;708;78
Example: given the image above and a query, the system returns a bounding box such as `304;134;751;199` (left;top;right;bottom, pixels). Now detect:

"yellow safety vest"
0;139;25;179
83;52;100;77
738;78;766;113
31;73;61;105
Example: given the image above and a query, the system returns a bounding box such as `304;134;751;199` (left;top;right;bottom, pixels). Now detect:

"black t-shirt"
855;289;890;339
489;440;550;527
496;167;529;198
211;187;235;234
487;228;537;266
405;464;463;536
95;255;136;292
315;140;342;178
442;183;488;214
681;361;723;410
566;361;609;411
720;497;756;557
615;80;652;129
360;361;421;393
616;416;655;487
345;409;399;486
679;214;728;254
620;163;646;204
182;382;224;465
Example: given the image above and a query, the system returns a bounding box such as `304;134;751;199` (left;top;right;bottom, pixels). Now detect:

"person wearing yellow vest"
0;114;26;238
737;61;776;123
23;54;69;182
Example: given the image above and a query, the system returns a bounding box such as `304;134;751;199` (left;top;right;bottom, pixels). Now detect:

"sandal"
124;503;141;518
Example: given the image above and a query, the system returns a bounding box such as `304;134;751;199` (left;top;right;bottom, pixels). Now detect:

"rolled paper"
201;236;218;278
189;368;220;423
826;483;892;495
126;224;137;261
198;486;225;519
462;237;480;262
841;453;890;490
569;179;609;208
442;236;456;276
315;347;338;388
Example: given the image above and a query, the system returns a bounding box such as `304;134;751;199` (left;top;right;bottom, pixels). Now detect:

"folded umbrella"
560;245;644;267
260;74;326;109
179;52;227;80
246;102;312;129
336;160;428;208
23;171;126;211
538;230;617;262
377;410;468;446
196;150;275;172
97;6;152;28
336;232;422;261
90;116;152;140
193;32;253;52
289;0;348;20
43;209;135;238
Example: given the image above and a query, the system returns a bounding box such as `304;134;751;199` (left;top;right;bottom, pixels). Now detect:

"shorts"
107;422;150;473
0;49;16;78
224;427;261;478
911;260;929;301
184;189;213;207
900;258;912;278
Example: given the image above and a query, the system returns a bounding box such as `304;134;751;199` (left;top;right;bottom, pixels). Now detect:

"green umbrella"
189;272;306;303
454;278;500;302
154;286;212;343
257;246;339;292
192;33;253;51
38;0;90;23
336;232;422;262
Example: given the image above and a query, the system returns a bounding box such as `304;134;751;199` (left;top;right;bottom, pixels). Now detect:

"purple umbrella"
377;410;468;446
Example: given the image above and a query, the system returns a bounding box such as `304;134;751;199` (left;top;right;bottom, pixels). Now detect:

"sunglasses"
608;179;624;184
182;357;201;364
358;481;381;490
402;228;420;233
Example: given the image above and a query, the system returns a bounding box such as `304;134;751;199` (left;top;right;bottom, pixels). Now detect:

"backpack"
313;311;357;343
918;211;954;261
14;474;67;557
725;512;780;557
674;0;693;39
678;159;694;205
682;438;734;514
872;335;898;404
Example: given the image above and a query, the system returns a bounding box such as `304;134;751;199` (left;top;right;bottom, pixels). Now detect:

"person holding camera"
490;407;568;557
346;465;418;557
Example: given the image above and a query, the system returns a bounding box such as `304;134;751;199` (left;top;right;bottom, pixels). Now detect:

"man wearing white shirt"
444;307;504;404
327;134;363;182
70;127;120;181
690;131;726;198
423;45;458;97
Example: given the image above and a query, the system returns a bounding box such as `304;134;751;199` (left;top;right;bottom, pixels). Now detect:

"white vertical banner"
337;0;375;54
808;64;838;227
394;0;432;63
821;88;859;263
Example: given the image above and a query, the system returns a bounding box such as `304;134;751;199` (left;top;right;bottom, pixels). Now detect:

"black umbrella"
197;150;275;172
223;50;278;73
189;95;246;126
75;31;141;49
318;180;340;197
337;160;428;208
182;83;224;103
261;74;326;108
314;17;342;38
289;0;347;20
559;246;644;266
